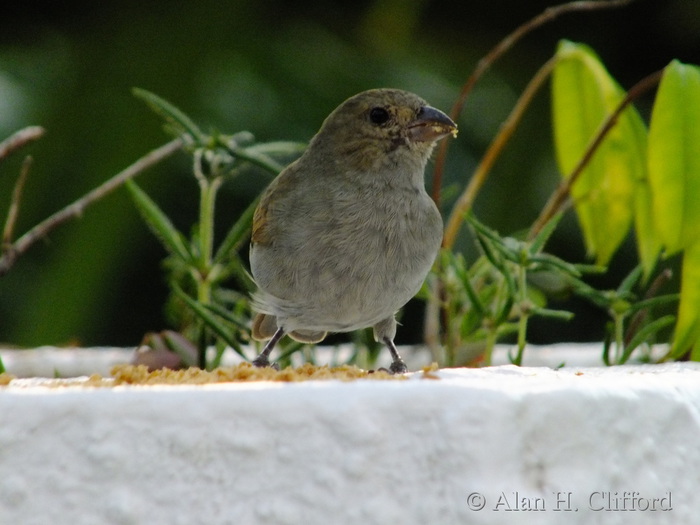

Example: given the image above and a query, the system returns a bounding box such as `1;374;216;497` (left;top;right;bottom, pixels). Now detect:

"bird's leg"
383;337;408;374
252;327;285;369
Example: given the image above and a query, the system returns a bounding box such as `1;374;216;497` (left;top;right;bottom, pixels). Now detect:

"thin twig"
527;68;663;240
431;0;638;206
443;56;559;250
2;156;33;245
0;127;45;164
0;138;183;277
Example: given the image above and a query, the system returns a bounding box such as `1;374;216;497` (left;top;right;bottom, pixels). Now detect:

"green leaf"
173;286;248;359
133;88;206;145
533;308;575;322
231;147;285;174
671;242;700;360
648;60;700;255
529;253;582;277
616;264;643;295
602;329;613;366
552;40;647;266
625;293;679;315
460;267;487;318
213;195;259;264
633;178;661;279
621;315;675;364
125;180;193;262
245;141;307;158
201;302;250;331
529;211;563;254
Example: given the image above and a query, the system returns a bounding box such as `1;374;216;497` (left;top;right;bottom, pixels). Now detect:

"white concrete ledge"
1;361;698;524
0;342;668;377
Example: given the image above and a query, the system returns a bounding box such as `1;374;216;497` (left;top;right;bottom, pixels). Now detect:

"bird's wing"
251;162;302;247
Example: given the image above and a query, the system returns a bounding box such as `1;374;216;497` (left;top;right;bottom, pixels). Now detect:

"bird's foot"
251;355;280;370
376;359;408;375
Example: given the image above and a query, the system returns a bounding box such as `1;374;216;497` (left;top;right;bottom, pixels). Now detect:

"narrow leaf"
602;326;614;366
245;141;307;157
633;178;661;278
626;293;679;315
552;40;647;265
648;60;700;254
533;308;575;321
213;194;259;264
202;302;250;331
616;264;643;295
173;286;248;359
671;242;700;359
125;180;193;262
529;211;564;254
228;145;285;175
529;253;582;277
460;269;487;318
621;315;676;364
133;88;206;145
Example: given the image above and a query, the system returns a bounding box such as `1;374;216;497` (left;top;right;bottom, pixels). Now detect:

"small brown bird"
249;88;457;373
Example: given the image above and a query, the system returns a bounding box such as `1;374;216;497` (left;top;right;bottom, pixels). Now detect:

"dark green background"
0;0;697;347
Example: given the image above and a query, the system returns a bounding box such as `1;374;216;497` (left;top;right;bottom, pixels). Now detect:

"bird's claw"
378;360;408;375
389;360;409;374
252;355;280;370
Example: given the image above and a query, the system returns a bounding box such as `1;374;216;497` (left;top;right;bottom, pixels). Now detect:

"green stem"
445;303;456;367
613;312;625;364
514;264;529;366
198;177;222;276
196;176;222;368
483;328;497;366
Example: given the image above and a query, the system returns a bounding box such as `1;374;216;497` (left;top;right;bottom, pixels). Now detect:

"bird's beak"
407;106;458;143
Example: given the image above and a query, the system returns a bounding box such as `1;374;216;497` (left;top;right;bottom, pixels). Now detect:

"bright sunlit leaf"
552;40;647;266
648;60;700;255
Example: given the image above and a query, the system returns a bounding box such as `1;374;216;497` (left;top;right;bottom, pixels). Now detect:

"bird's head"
309;88;457;175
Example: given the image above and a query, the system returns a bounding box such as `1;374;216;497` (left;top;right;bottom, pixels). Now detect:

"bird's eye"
369;107;390;125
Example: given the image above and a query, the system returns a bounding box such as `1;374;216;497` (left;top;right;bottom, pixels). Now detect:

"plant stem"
443;56;558;250
0;126;45;163
431;0;638;206
483;329;497;367
613;312;625;364
195;176;223;368
198;177;222;276
2;156;32;245
0;138;183;277
514;263;529;366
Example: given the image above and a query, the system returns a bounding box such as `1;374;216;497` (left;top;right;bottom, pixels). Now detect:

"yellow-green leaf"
648;60;700;255
552;40;647;266
671;242;700;360
633;178;661;278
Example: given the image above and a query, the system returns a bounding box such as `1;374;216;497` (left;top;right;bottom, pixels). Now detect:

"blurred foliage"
0;0;699;347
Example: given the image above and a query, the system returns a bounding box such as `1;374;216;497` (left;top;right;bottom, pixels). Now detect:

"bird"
249;88;457;373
